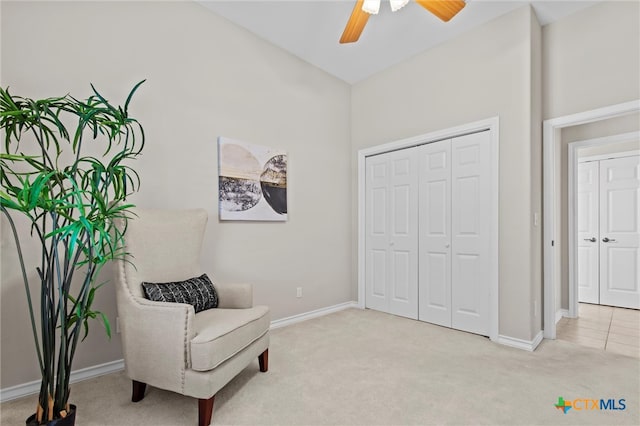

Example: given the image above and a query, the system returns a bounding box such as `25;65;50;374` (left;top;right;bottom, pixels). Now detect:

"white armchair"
114;208;270;426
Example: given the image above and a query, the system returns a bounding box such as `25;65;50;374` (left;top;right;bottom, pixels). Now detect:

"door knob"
584;237;596;242
602;237;616;243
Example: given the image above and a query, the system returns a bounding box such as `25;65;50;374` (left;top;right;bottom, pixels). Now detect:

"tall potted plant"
0;81;145;425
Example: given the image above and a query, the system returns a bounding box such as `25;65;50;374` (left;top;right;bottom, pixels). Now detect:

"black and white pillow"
141;274;218;313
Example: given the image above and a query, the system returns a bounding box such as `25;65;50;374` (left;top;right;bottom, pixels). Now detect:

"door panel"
393;184;411;235
606;248;638;291
451;132;491;335
577;161;599;304
455;176;480;234
418;140;452;327
371;250;387;297
366;157;390;312
365;150;419;319
599;155;640;309
424;252;448;310
393;251;411;301
371;187;386;234
389;155;419;318
453;254;481;316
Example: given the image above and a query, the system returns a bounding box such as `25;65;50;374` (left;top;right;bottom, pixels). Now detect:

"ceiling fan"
340;0;466;44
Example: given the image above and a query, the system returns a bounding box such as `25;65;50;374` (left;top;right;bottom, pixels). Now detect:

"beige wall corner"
529;6;543;338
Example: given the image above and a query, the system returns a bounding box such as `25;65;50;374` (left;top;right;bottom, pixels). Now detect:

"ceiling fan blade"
415;0;466;22
340;0;371;44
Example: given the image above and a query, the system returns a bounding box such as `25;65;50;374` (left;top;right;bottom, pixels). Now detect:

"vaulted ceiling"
197;1;600;84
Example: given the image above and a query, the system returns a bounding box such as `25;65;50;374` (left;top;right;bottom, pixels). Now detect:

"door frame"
569;134;640;315
357;116;500;342
542;100;640;339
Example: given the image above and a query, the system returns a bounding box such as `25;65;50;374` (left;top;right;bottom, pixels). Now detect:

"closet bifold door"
365;149;419;319
417;131;491;336
418;139;452;327
450;132;492;336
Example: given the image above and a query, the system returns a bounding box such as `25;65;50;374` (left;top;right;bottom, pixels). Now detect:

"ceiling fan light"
362;0;380;14
390;0;410;12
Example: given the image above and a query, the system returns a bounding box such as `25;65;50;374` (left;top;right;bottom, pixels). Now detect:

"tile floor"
557;303;640;359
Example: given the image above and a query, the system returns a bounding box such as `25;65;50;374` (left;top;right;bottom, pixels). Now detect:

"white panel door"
577;161;600;304
365;149;419;319
599;155;640;309
365;155;390;313
418;139;452;327
450;132;491;335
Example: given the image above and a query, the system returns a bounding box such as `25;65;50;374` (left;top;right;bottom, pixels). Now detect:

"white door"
577;161;600;304
599;155;640;309
365;149;419;319
417;131;491;336
450;132;491;335
418;139;452;327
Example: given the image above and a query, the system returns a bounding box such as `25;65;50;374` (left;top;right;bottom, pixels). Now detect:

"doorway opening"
543;100;640;340
569;133;640;311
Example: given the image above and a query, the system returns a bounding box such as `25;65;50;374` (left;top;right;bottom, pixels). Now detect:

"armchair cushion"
142;274;218;313
190;305;270;372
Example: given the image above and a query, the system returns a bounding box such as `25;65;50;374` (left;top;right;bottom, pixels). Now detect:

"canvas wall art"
218;137;287;221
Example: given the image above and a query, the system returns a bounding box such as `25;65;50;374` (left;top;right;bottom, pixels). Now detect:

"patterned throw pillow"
141;274;218;313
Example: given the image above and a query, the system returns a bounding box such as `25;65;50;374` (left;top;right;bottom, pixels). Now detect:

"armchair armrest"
215;283;253;309
120;297;196;394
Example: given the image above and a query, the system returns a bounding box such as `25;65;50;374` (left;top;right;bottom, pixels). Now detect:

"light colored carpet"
1;308;639;425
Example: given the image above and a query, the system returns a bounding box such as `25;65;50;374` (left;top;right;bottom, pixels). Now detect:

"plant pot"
25;405;76;426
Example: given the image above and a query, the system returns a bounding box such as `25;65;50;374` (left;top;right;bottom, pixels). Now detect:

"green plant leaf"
124;79;146;114
98;312;111;339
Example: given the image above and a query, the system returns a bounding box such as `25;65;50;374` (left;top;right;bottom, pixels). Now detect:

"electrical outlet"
296;287;303;298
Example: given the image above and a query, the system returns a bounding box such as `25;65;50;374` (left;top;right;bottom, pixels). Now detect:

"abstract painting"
218;137;287;221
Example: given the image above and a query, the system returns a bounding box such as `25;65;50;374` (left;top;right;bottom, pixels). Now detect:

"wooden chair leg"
198;395;215;426
258;348;269;372
132;380;147;402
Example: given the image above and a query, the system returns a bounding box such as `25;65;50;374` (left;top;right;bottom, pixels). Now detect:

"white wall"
351;6;542;341
578;138;640;158
0;0;351;388
565;113;640;145
542;1;640;120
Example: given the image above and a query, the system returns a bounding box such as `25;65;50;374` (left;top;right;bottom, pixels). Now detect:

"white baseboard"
497;331;544;352
270;301;359;329
0;359;124;403
556;308;569;324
